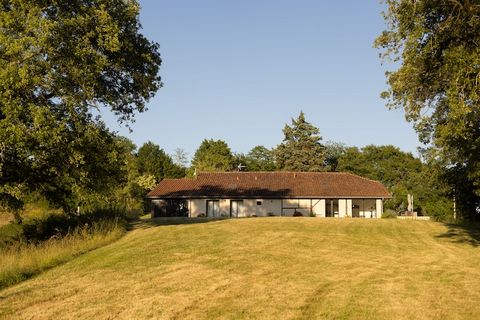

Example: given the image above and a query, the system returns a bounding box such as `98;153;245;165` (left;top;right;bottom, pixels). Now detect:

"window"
256;201;262;206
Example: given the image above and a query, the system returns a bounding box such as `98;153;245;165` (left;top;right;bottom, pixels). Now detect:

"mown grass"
1;218;480;319
0;219;125;289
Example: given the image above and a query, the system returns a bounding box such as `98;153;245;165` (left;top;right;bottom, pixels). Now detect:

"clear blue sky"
103;0;420;160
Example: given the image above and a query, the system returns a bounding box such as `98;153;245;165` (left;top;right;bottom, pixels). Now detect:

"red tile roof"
147;172;391;199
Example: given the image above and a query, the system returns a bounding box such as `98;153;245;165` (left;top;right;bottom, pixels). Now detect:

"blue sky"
102;1;420;160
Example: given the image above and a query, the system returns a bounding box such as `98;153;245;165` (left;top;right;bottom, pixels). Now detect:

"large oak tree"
375;0;480;219
0;0;161;218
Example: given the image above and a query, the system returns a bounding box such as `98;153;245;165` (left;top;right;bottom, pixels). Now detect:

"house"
147;172;391;218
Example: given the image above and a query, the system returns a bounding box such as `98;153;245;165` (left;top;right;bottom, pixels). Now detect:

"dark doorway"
325;199;339;217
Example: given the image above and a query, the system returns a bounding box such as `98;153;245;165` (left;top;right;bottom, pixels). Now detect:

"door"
206;200;220;217
325;199;339;217
230;200;244;217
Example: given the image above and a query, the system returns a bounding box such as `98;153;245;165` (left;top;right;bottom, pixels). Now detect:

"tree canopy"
191;139;235;172
234;146;275;172
274;111;325;171
375;0;480;219
337;145;452;219
0;0;161;216
137;142;185;181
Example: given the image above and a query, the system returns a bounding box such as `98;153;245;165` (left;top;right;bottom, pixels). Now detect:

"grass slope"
0;218;479;319
0;220;125;289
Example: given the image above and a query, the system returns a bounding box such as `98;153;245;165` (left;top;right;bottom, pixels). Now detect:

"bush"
0;207;128;249
381;209;397;219
293;211;303;217
0;223;24;248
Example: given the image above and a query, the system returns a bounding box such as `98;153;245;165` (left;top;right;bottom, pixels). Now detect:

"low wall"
397;216;431;221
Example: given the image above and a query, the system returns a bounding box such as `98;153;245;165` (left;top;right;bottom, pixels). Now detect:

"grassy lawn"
1;218;479;319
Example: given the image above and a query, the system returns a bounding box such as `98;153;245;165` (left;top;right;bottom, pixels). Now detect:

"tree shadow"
435;223;480;247
129;217;229;230
153;185;292;198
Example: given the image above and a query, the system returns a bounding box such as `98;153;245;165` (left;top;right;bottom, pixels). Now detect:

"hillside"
1;218;479;319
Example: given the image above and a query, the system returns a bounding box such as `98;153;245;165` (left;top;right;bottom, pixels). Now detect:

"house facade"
147;172;391;218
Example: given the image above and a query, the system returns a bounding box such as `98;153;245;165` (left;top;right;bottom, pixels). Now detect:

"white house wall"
312;199;326;217
243;199;282;217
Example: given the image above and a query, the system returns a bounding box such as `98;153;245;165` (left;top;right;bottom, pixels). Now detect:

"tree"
0;0;161;216
323;141;347;172
246;146;276;171
233;146;275;172
375;0;480;219
336;145;452;218
137;142;185;181
172;148;189;168
192;139;235;172
274;112;325;171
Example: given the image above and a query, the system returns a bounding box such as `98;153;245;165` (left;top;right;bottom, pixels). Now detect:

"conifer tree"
274;112;325;171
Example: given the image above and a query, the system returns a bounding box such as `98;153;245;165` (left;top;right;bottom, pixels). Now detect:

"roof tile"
147;172;391;199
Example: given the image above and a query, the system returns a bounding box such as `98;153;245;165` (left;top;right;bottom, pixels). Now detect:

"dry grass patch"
0;213;12;227
0;220;125;289
0;218;480;319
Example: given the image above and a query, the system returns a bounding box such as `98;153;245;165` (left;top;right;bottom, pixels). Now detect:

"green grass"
0;219;125;289
1;218;480;319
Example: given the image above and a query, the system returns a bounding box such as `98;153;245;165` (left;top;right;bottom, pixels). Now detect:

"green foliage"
375;0;480;219
0;0;161;216
137;141;186;180
234;146;275;171
381;209;397;219
136;174;157;191
192;139;235;172
337;145;452;218
274;111;325;171
338;145;422;188
247;146;275;171
323;141;347;172
0;208;127;248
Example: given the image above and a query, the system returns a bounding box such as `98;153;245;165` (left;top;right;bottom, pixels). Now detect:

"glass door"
206;200;220;217
230;200;243;217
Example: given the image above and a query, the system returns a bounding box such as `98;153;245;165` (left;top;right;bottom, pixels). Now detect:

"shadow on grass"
435;223;480;247
129;217;230;230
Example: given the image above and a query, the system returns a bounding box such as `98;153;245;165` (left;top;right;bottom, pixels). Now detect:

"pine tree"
274;112;325;171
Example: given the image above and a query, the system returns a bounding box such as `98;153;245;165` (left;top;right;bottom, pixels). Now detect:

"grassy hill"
1;218;479;319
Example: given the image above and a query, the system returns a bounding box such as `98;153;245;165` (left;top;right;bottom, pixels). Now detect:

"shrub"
0;207;128;249
381;209;397;219
267;212;276;217
20;208;127;244
0;223;24;248
197;213;206;217
293;211;303;217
